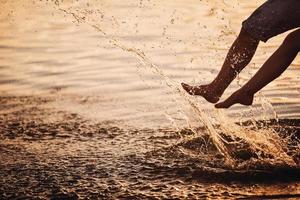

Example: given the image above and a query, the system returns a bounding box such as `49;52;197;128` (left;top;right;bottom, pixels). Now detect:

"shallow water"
1;0;300;199
1;96;300;199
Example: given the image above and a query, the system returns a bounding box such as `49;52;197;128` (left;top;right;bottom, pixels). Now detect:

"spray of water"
54;3;297;168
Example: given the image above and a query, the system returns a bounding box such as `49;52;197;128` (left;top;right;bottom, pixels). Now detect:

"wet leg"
216;29;300;108
182;28;259;103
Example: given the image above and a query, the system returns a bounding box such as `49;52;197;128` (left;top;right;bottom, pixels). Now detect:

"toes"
215;102;227;108
181;83;190;90
215;99;232;109
181;82;188;89
181;83;195;95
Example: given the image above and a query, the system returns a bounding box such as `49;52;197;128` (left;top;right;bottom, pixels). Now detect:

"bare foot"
181;82;221;103
215;89;254;108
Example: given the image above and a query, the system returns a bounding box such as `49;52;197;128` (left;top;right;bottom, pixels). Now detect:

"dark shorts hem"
242;0;300;42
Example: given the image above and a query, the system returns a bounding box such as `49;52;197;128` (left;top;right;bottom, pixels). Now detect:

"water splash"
54;2;297;168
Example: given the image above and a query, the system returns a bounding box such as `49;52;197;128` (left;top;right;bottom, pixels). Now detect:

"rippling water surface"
1;0;300;199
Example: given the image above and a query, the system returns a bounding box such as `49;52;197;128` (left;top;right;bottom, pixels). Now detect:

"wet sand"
1;95;300;199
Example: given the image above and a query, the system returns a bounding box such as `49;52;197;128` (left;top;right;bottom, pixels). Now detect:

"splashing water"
57;6;235;164
40;1;299;168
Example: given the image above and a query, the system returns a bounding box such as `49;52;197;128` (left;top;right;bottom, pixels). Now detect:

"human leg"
182;0;300;104
215;28;300;108
181;28;259;103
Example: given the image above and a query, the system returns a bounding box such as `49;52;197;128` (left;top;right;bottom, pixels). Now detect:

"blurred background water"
0;0;299;129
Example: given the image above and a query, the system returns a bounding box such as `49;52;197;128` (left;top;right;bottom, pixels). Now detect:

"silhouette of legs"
216;28;300;108
182;28;259;103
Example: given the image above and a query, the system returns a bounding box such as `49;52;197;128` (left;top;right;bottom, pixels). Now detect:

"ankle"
239;88;254;97
209;80;226;95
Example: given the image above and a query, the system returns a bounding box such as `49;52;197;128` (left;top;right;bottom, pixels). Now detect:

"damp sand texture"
1;0;300;199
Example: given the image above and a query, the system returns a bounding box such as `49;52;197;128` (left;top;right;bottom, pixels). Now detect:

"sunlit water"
1;0;300;199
